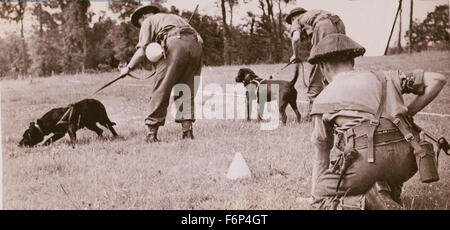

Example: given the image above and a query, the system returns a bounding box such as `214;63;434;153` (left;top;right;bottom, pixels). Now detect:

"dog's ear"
236;69;246;82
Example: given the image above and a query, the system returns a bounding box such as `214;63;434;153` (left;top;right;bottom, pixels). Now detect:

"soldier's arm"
406;72;447;116
310;114;334;193
127;48;145;70
128;18;153;70
291;30;301;59
290;19;302;60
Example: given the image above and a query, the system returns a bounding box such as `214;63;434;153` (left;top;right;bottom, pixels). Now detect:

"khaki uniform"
310;69;425;209
137;13;203;128
290;10;346;101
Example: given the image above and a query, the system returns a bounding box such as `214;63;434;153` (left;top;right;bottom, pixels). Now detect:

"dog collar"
250;78;266;86
250;79;261;86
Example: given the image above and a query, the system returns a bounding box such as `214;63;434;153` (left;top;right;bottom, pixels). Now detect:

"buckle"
393;118;400;126
369;119;380;126
404;133;414;142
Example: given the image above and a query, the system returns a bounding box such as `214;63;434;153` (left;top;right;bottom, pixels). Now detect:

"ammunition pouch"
335;119;405;152
392;116;439;183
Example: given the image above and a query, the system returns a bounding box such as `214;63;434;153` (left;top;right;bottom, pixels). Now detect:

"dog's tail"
288;63;300;88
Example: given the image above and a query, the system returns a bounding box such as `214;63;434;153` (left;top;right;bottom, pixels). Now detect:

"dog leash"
268;59;305;89
250;79;265;86
268;58;298;79
55;70;156;126
90;71;156;97
299;62;307;88
265;60;305;90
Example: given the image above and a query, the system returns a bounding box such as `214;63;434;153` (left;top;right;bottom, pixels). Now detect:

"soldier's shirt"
310;69;425;154
289;9;335;37
136;13;192;50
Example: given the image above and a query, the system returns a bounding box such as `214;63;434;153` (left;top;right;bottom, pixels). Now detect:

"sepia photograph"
0;0;449;214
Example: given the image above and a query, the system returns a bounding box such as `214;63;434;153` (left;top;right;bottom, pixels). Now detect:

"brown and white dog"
235;64;302;125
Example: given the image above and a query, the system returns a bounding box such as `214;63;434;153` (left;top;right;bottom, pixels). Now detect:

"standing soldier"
121;4;203;143
307;34;447;209
286;8;346;121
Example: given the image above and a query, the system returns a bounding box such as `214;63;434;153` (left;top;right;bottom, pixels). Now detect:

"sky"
0;0;448;56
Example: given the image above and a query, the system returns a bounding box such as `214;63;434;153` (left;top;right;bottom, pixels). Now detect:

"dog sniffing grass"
19;98;118;148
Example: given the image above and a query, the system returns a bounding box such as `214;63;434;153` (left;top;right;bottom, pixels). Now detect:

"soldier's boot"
181;121;194;140
391;184;403;205
364;181;404;210
146;125;160;143
312;195;365;210
336;195;366;210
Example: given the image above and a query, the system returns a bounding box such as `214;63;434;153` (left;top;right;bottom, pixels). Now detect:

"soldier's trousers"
307;17;346;102
145;34;202;128
311;140;418;207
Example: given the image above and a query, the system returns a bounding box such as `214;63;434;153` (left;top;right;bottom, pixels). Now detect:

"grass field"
1;51;450;210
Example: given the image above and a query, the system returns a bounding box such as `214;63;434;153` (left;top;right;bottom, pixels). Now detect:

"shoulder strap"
373;71;387;121
366;71;387;163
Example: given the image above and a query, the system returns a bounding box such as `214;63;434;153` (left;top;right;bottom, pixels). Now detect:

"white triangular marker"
226;152;251;179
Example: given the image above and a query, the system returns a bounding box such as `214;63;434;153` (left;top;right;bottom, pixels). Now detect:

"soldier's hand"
120;66;130;77
290;55;298;63
196;34;203;45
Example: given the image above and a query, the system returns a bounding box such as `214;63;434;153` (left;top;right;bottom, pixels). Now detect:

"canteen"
145;42;164;63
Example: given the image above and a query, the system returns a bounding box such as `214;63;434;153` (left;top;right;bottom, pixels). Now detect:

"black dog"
235;64;301;124
19;98;118;148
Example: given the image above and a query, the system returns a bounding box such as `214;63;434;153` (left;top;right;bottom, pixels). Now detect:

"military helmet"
131;4;162;28
285;7;307;24
307;33;366;64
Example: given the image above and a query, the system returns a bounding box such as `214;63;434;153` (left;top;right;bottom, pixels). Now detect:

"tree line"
388;4;448;54
0;1;447;78
0;0;302;78
406;4;449;52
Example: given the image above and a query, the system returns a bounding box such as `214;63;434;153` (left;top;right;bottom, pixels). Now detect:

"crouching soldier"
307;34;447;209
286;7;346;121
121;4;203;143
